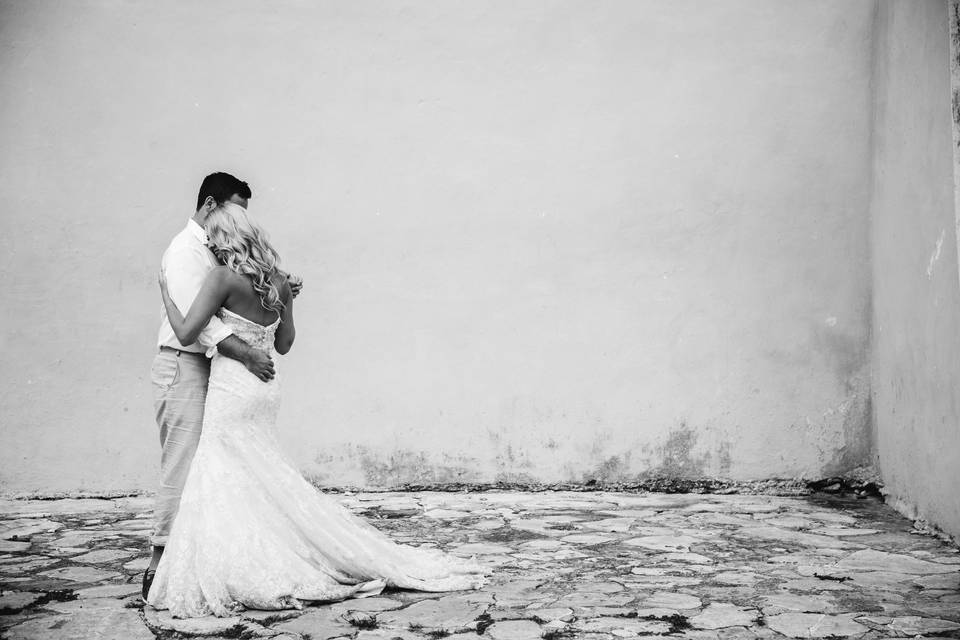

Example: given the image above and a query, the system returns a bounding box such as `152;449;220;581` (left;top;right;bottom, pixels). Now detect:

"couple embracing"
145;172;486;618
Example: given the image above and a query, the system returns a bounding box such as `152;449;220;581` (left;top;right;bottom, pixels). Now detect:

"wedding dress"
148;308;487;618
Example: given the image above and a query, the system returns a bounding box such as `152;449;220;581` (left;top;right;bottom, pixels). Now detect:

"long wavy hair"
205;202;285;313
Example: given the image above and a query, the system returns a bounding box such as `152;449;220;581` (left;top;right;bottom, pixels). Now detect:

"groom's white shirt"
157;218;233;355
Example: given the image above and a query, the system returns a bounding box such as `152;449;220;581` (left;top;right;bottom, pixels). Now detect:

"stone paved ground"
0;491;958;639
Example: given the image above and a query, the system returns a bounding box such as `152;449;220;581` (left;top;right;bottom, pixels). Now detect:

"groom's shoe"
141;569;156;602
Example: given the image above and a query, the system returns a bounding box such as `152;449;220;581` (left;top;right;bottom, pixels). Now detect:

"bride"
148;202;487;618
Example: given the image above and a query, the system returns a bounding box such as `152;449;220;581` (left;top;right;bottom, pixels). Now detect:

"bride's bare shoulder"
211;265;240;280
209;265;246;291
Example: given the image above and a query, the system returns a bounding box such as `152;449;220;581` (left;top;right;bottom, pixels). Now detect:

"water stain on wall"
355;446;480;487
494;471;540;484
717;440;733;476
822;370;873;477
642;423;711;478
582;453;633;484
811;318;873;476
576;423;740;483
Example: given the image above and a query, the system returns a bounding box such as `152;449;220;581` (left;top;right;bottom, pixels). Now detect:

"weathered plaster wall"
870;0;960;539
0;1;876;494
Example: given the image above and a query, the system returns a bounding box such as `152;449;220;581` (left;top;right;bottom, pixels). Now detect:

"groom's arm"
165;245;274;382
216;336;275;382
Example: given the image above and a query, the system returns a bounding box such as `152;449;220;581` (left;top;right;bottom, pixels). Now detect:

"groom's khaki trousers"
150;349;211;547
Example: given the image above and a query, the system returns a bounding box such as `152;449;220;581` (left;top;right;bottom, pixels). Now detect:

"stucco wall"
0;1;876;494
870;0;960;539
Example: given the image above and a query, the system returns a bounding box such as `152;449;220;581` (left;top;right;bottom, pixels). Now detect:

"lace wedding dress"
148;308;487;618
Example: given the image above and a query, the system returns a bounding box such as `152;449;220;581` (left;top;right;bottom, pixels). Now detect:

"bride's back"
218;267;286;327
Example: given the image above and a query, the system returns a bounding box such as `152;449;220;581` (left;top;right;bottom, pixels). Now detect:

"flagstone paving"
0;491;958;639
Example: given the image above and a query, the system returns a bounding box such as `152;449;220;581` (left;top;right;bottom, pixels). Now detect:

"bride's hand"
287;274;303;298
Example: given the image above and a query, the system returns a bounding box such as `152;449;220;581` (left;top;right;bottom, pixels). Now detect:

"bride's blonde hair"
205;203;285;313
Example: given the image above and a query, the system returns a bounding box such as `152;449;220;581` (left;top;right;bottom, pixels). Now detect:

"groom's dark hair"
196;172;252;211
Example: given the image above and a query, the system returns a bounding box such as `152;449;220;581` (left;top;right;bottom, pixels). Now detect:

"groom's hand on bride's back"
217;335;275;382
242;348;275;382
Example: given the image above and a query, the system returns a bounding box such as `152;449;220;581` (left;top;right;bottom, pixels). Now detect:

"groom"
144;172;301;599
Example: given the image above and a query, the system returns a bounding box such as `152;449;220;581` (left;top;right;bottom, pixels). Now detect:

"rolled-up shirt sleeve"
163;245;233;355
197;314;232;357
